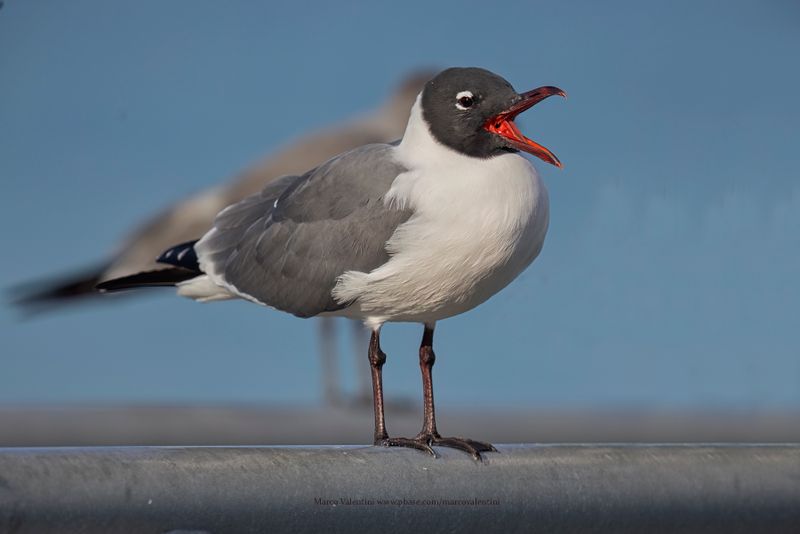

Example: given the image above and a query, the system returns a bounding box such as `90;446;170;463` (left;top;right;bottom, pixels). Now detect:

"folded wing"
196;144;413;318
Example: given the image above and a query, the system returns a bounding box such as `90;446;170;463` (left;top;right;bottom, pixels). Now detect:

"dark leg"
379;323;497;461
368;329;388;443
369;328;433;455
417;325;438;437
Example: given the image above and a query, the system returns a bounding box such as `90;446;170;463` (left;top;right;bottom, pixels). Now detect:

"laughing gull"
98;67;565;460
12;71;431;406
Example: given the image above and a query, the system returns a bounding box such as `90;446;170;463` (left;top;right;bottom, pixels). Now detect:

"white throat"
387;94;546;216
394;94;479;171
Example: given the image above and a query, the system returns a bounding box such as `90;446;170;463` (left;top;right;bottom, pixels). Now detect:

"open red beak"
484;86;566;168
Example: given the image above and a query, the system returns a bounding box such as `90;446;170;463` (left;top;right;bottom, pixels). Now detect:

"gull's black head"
421;67;565;166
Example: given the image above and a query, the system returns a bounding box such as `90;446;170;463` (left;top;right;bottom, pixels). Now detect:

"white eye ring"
455;91;474;110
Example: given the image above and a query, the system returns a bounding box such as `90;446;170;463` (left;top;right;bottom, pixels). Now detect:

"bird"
96;67;565;460
11;70;432;406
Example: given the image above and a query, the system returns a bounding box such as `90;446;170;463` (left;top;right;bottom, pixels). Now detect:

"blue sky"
1;1;799;408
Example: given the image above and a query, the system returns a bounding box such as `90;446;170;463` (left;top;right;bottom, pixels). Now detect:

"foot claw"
432;436;496;461
376;437;436;457
375;434;496;461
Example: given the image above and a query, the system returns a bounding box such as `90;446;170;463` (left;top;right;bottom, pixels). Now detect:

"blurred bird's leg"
318;317;341;407
350;320;372;406
380;324;497;461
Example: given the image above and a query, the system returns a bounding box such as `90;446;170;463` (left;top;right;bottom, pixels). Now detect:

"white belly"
332;151;549;325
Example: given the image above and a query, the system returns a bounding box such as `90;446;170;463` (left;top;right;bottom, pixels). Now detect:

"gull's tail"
94;267;198;292
96;240;202;292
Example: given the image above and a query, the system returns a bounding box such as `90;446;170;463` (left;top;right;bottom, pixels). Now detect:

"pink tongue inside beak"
484;86;566;167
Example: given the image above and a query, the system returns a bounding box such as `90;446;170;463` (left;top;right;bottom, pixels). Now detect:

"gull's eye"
455;91;474;110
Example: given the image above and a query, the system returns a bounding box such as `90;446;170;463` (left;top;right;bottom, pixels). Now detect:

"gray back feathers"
196;144;412;317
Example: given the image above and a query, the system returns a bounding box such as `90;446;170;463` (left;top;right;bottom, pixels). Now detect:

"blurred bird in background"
12;69;434;407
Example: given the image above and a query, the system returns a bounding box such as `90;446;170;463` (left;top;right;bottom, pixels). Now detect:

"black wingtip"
157;240;200;271
96;267;198;292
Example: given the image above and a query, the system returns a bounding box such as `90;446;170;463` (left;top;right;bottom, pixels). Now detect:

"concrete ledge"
1;444;799;533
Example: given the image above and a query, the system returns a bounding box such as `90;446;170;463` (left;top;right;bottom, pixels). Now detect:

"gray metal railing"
1;444;798;533
3;406;800;446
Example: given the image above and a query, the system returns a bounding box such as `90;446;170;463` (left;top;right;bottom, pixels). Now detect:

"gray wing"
196;143;412;317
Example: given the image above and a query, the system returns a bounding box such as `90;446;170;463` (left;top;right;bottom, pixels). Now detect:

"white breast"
332;97;549;327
